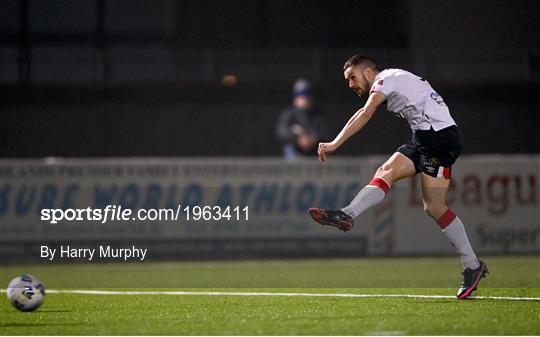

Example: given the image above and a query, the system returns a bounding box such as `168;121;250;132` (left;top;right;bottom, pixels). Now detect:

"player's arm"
331;92;386;147
318;92;386;161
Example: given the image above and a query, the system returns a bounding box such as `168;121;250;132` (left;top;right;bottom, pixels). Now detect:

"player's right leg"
342;152;416;217
309;152;416;232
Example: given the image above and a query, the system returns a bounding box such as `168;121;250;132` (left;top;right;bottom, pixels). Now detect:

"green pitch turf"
1;256;539;335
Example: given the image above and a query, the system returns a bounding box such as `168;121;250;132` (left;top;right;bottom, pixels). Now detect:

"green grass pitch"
1;256;539;335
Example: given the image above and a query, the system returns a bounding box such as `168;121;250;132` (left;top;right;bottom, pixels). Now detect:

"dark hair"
343;54;377;71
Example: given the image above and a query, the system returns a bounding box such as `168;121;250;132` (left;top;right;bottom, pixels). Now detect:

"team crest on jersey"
370;80;384;94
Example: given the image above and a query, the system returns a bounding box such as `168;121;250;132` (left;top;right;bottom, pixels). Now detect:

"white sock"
438;209;480;270
341;178;389;218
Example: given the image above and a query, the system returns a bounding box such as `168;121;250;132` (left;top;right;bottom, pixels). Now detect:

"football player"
309;54;488;299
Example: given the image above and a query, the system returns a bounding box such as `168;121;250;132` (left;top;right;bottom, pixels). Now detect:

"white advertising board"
0;156;537;260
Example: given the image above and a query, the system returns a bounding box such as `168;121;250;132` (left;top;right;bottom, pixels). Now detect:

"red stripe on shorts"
443;167;452;179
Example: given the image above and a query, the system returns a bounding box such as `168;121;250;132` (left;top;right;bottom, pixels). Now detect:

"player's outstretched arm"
318;92;386;161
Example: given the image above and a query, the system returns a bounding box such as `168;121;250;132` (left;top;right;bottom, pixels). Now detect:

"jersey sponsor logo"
429;91;447;107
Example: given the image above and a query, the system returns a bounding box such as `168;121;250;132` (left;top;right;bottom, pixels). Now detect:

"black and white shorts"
397;125;462;179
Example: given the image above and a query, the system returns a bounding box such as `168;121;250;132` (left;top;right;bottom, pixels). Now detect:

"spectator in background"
276;79;328;159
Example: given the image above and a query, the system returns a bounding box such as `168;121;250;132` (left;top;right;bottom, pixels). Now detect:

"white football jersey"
370;68;456;131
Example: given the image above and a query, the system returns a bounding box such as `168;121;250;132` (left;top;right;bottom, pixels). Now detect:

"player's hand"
317;142;338;162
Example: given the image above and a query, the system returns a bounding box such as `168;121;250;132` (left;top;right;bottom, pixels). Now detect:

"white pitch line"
38;289;540;302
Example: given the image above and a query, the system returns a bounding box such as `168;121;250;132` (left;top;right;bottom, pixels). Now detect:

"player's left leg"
421;173;488;299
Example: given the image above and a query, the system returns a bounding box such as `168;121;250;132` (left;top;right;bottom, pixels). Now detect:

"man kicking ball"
308;54;488;299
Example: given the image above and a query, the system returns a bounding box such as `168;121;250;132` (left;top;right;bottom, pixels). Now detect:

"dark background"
1;0;539;157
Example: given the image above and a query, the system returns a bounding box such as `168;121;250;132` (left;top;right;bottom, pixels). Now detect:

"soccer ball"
6;275;45;312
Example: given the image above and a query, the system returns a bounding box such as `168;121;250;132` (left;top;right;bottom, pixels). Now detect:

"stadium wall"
0;155;538;262
1;84;538;157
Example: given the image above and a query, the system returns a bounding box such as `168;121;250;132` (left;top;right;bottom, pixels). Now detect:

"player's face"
344;66;371;97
